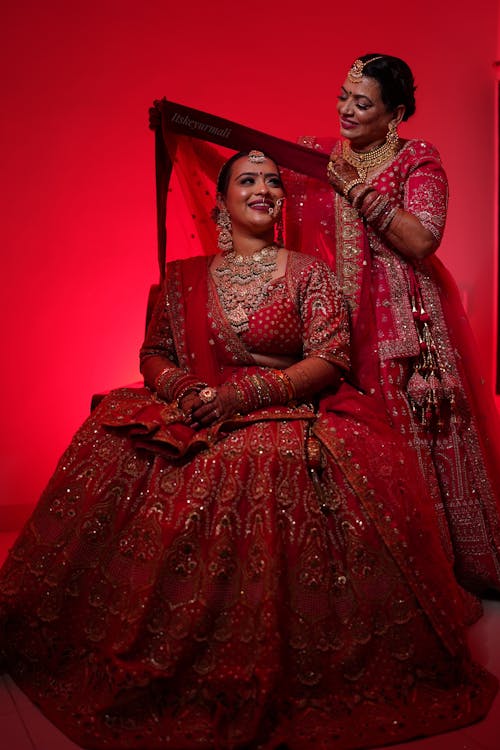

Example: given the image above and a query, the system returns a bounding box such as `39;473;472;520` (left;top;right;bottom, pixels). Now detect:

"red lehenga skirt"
0;384;497;749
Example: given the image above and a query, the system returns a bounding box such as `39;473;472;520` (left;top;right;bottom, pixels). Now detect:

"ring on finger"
199;386;217;404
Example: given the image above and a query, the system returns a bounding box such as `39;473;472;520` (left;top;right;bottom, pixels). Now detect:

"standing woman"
288;53;500;594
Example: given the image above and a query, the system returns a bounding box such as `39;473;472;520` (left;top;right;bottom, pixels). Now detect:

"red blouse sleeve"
139;282;177;368
403;141;448;243
293;254;351;370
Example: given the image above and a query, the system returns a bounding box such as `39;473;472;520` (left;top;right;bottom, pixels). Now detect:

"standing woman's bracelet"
343;178;365;198
350;185;376;209
357;188;399;233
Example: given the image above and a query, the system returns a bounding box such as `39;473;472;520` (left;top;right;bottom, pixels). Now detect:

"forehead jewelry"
248;150;266;164
348;55;383;83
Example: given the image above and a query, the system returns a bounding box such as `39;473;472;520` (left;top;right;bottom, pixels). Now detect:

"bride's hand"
184;385;240;429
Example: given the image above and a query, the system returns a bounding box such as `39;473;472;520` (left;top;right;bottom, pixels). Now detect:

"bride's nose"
255;176;270;194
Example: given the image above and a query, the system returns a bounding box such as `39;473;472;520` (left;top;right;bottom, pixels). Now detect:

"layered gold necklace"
342;138;398;180
213;245;279;333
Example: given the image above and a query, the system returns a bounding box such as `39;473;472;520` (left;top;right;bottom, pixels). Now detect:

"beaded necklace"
342;138;398;180
213;244;279;333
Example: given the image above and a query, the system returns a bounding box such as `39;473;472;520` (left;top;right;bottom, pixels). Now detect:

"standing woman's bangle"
359;188;399;233
343;178;365;198
350;185;375;209
358;189;380;216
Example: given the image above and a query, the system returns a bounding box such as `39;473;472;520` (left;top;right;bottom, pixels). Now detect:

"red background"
1;0;499;525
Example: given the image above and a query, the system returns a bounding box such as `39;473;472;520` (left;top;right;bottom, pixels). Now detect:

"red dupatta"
167;256;222;386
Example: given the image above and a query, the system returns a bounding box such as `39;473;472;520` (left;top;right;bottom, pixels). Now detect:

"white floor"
0;531;499;750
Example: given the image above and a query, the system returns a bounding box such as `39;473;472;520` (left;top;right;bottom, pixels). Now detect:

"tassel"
405;279;455;429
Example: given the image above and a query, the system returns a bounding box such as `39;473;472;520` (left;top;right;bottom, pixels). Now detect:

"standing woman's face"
336;76;397;151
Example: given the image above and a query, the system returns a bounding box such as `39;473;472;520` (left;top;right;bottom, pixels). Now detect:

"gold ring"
199;386;217;404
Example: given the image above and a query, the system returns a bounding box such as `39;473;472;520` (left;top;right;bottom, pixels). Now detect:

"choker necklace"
342;138;399;180
213;245;279;333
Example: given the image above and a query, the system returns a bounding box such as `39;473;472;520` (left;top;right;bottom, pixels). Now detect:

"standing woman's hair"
358;53;417;120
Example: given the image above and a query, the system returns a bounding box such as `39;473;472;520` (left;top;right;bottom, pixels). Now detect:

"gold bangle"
343;178;364;198
273;369;296;401
326;160;337;180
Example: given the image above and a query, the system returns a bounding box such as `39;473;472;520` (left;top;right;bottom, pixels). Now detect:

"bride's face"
222;155;284;236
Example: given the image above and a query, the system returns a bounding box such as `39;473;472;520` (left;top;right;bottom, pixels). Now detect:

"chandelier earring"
386;120;399;151
216;205;233;253
269;198;285;246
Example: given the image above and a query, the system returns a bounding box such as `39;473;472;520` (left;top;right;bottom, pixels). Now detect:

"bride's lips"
248;200;273;212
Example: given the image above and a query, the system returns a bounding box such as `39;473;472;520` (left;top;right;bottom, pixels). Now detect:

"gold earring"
271;198;284;219
216;206;233;253
386;121;399;150
273;198;285;246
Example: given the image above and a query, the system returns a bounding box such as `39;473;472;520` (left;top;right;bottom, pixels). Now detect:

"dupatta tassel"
407;276;455;429
407;362;445;428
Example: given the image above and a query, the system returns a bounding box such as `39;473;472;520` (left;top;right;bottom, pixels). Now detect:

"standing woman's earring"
216;206;233;253
386;120;399;151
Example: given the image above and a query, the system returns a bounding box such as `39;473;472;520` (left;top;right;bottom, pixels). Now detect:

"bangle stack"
343;177;364;198
345;180;398;234
351;185;376;210
272;369;296;401
154;366;207;402
230;370;296;414
360;191;398;232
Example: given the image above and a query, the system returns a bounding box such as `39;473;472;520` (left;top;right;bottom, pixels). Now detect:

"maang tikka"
347;55;383;83
248;149;266;164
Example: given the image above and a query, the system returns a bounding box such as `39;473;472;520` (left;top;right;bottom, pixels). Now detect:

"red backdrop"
1;0;499;525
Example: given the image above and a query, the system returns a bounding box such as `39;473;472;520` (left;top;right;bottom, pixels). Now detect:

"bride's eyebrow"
234;171;280;179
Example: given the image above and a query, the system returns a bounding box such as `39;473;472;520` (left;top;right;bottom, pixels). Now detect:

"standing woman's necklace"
342;137;399;180
213;244;279;333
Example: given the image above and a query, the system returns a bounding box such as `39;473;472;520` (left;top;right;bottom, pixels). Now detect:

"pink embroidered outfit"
286;137;500;594
0;246;497;748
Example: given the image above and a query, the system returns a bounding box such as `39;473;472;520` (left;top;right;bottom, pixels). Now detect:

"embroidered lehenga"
0;136;498;748
286;137;500;594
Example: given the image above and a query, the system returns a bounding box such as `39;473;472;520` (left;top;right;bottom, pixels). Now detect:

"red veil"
150;99;329;268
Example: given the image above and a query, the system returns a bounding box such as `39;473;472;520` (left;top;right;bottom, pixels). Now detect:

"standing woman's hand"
327;154;363;199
